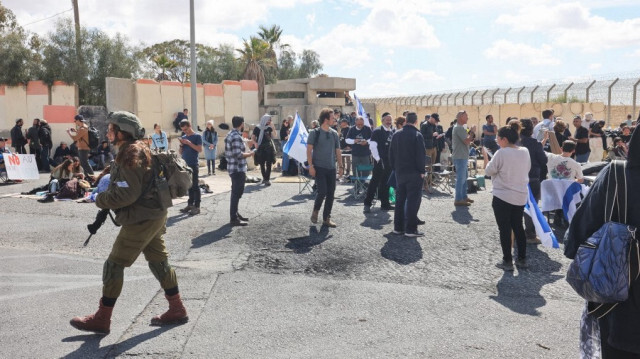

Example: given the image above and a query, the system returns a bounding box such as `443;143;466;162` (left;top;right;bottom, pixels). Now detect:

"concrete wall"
241;80;259;124
223;81;242;125
51;81;79;107
105;77;134;112
160;81;184;132
26;81;49;121
183;83;206;126
204;84;224;125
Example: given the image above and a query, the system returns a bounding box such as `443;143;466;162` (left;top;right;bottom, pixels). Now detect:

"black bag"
82;126;100;150
218;156;227;170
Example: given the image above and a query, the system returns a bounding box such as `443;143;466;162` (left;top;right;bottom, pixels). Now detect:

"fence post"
504;87;512;104
586;80;596;103
546;84;556;103
516;87;525;104
530;85;539;103
491;88;500;104
470;90;477;105
439;94;446;106
633;78;640;120
446;93;453;106
462;91;469;106
480;89;489;105
607;78;619;126
564;83;574;103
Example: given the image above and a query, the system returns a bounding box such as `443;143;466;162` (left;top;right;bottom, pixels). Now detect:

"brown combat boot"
310;210;319;224
151;293;189;326
69;299;113;334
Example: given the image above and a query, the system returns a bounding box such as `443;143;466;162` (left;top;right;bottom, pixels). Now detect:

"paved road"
0;171;583;358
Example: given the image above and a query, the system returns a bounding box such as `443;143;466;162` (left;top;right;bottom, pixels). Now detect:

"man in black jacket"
38;119;53;172
27;118;42;170
10;119;27;154
363;112;394;213
518;119;548;242
389;112;426;237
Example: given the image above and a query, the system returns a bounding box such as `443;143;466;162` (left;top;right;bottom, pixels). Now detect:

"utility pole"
189;0;197;129
71;0;82;67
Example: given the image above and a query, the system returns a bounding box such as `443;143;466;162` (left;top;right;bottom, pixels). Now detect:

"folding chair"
298;162;314;195
431;162;454;194
424;155;434;193
350;164;373;199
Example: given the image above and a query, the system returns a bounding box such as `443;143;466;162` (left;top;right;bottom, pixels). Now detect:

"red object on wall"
43;105;76;123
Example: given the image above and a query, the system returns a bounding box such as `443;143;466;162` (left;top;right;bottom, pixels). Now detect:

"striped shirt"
224;129;247;174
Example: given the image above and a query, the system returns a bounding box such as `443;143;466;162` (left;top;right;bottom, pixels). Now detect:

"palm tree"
237;36;274;105
258;24;289;83
152;54;178;81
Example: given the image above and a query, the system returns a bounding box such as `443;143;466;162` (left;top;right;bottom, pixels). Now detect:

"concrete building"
262;77;362;134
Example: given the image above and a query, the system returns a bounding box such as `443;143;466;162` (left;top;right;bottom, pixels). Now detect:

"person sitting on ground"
484;121;531;271
96;141;114;170
150;123;168;152
22;158;83;196
607;137;628;161
53;142;72;166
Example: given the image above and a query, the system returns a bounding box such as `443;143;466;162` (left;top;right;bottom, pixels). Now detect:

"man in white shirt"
533;109;554;142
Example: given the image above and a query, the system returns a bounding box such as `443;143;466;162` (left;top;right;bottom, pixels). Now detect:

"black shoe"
380;205;395;211
38;195;54;203
264;181;271;186
496;260;514;271
230;219;248;226
417;218;425;225
237;213;249;221
363;205;371;213
515;258;528;268
392;230;404;235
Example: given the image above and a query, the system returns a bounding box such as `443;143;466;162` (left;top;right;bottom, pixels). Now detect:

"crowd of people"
2;106;639;357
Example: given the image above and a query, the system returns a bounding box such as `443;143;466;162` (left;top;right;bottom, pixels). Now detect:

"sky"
5;0;640;98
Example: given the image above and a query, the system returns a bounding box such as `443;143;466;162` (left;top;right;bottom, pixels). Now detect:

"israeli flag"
283;113;309;163
354;94;371;128
524;184;560;249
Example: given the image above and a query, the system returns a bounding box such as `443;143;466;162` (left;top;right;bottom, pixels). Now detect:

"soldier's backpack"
145;150;193;209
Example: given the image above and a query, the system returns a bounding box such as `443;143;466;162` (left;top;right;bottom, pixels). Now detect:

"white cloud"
400;70;444;82
630;49;640;57
504;70;531;82
382;72;398;80
484;40;561;66
495;2;640;51
306;13;316;27
589;63;602;70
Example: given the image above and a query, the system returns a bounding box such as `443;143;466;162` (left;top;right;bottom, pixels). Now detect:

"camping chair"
298;162;315;195
424;155;434;193
350;164;373;199
431;161;454;194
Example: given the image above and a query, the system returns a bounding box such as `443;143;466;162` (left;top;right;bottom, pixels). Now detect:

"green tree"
41;18;140;105
197;44;241;84
277;49;298;80
0;2;40;85
141;40;193;83
237;36;274;105
258;24;288;84
152;54;179;81
298;49;323;79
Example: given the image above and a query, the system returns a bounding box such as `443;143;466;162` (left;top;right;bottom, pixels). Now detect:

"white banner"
3;153;40;180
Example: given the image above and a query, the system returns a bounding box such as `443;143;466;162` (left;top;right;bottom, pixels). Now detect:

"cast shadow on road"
272;193;313;208
190;224;233;249
450;207;479;225
166;213;192;227
489;244;564;316
380;233;423;265
284;226;332;254
61;326;171;358
361;211;391;230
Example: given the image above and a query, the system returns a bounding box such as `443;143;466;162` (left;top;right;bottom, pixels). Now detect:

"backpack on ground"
144;150;193;209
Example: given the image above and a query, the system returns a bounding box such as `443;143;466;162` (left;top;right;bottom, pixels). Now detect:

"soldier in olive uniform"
70;111;188;334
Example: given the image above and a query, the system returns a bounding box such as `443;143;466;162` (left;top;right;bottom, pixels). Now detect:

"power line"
22;8;73;28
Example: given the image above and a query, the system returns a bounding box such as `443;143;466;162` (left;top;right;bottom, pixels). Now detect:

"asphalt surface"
0;169;583;358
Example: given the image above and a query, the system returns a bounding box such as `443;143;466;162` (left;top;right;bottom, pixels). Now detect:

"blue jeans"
453;158;468;202
282;152;290;172
575;152;590;163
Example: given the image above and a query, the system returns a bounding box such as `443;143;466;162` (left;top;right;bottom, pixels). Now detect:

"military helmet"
108;111;145;139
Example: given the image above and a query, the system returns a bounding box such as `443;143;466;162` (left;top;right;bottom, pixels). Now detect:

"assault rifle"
83;209;120;246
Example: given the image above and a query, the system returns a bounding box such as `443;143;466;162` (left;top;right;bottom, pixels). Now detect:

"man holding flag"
282;113;309;165
306;109;343;227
